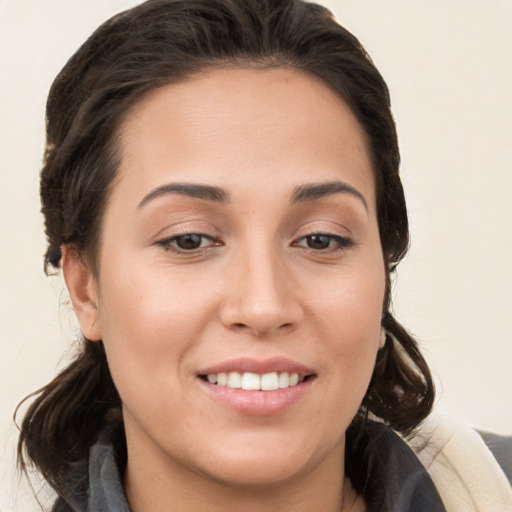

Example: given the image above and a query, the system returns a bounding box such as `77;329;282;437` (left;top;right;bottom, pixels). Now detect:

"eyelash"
292;233;355;253
156;233;220;254
156;232;354;255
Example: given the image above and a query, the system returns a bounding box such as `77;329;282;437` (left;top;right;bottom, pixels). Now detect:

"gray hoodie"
51;422;448;512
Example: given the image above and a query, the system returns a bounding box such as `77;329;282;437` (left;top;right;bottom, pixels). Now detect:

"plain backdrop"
1;0;511;510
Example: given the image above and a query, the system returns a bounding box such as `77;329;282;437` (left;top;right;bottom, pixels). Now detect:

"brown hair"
17;0;434;499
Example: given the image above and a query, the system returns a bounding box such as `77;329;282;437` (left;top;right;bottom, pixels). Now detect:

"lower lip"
198;377;315;416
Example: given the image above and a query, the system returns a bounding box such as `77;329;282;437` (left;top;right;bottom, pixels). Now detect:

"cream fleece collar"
406;412;512;512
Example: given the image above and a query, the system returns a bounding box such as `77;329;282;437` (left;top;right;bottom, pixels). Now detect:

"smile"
203;371;305;390
197;357;316;415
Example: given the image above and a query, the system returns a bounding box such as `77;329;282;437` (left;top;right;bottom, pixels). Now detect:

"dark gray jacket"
52;422;452;512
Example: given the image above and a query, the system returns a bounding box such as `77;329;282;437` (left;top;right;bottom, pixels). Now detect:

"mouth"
199;371;313;391
196;357;316;415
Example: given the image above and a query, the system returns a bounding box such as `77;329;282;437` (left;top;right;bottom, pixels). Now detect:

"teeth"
241;372;261;390
261;372;279;391
278;372;289;388
227;372;242;388
205;371;304;390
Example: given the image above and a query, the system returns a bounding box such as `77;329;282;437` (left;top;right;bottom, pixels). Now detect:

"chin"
187;433;340;489
202;454;310;489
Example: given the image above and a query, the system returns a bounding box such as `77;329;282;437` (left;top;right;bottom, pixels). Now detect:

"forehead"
115;67;375;210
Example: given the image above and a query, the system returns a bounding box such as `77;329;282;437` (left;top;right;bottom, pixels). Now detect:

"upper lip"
198;357;315;377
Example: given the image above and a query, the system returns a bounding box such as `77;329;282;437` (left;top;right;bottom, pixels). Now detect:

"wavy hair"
17;0;434;499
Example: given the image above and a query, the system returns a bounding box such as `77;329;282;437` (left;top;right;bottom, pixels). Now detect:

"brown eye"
174;234;204;250
157;233;219;254
293;233;355;252
305;234;332;250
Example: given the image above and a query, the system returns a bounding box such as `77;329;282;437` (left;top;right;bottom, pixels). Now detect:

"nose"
219;244;304;337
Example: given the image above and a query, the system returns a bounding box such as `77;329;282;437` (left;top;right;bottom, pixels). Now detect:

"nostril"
230;321;295;335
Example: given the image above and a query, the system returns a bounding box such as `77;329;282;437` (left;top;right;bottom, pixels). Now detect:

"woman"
16;1;512;511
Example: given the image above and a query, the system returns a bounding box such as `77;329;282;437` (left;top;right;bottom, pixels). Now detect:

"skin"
63;67;385;512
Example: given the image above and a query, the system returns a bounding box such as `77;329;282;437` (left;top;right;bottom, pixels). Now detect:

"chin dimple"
204;371;305;390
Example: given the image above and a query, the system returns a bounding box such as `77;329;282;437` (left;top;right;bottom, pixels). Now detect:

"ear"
61;245;102;341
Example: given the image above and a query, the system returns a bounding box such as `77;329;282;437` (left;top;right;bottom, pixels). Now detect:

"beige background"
1;0;511;510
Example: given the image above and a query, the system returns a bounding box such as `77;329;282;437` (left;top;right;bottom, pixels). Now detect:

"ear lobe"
61;245;102;341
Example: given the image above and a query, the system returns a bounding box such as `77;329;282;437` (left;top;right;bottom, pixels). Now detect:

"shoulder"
477;429;512;483
404;412;512;512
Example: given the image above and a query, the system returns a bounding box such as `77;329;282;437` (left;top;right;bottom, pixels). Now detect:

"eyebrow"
291;180;368;211
137;183;229;209
137;179;368;211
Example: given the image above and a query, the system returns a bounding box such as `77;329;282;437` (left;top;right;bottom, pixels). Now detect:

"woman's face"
88;68;385;488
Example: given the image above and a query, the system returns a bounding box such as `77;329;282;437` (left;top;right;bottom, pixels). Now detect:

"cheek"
311;257;385;334
308;257;385;385
99;256;216;337
95;261;219;404
297;275;384;450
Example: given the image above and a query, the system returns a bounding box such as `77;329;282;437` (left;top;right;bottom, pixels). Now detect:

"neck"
124;433;364;512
